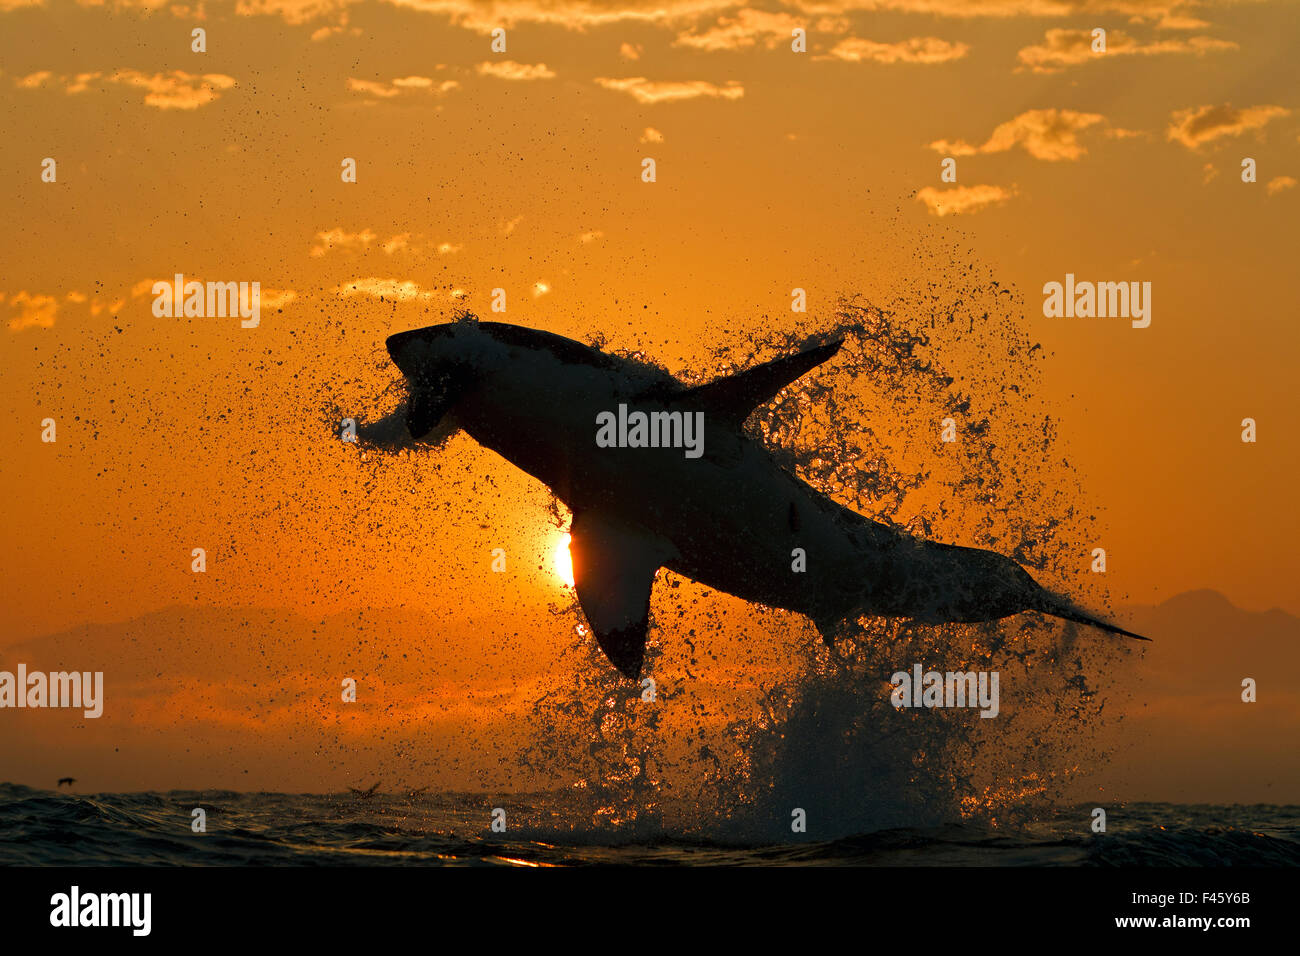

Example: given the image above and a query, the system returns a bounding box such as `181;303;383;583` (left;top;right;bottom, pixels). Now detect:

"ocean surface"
1;784;1296;866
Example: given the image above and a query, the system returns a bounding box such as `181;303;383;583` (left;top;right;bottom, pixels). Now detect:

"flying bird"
56;777;76;788
348;781;382;799
379;320;1147;679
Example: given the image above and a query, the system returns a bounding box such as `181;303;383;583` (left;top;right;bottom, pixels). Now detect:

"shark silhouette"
381;320;1147;679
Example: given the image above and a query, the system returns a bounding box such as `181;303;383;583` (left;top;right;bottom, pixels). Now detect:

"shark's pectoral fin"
681;338;843;425
568;511;676;679
406;388;455;440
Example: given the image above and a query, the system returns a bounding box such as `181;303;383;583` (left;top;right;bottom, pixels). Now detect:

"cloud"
1166;103;1290;150
110;70;236;109
1016;28;1237;73
475;61;556;81
620;42;642;60
500;215;524;235
819;36;970;64
640;126;664;143
6;287;129;332
310;24;362;40
595;76;743;104
378;0;737;34
310;227;377;256
1202;162;1219;184
1156;13;1210;29
578;230;604;243
208;0;1227;46
15;69;237;109
930;108;1107;161
6;292;60;332
331;278;436;301
1266;176;1297;196
15;71;53;89
260;288;298;309
312;228;458;256
675;9;821;51
346;76;458;98
128;278;296;310
785;0;1207;20
227;0;1215;36
916;184;1015;216
381;234;412;254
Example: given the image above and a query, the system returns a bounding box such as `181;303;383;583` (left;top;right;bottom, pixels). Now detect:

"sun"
554;533;575;588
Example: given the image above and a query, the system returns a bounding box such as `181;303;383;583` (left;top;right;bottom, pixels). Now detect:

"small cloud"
5;286;129;330
260;288;297;310
332;278;434;301
1266;175;1297;196
640;126;664;143
930;109;1107;162
1157;14;1211;30
532;281;550;297
501;215;524;236
595;77;743;105
475;61;556;81
1016;29;1236;74
819;36;969;65
578;231;604;243
16;70;52;89
89;297;124;317
619;42;642;61
346;76;458;99
382;233;411;255
1202;162;1219;184
675;10;810;52
7;292;59;332
313;229;456;257
311;23;362;42
347;78;400;98
16;69;236;109
916;184;1015;217
108;70;235;110
310;228;377;257
1167;103;1290;150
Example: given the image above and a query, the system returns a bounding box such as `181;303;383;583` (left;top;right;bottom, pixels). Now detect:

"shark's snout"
385;329;428;378
383;325;478;440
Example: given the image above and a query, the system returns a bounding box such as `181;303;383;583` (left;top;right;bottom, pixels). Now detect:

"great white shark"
379;319;1147;679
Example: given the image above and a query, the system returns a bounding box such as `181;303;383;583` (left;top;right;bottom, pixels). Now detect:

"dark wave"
3;785;1295;867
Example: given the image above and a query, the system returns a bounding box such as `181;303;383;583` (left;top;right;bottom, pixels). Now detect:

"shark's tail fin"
1034;591;1149;641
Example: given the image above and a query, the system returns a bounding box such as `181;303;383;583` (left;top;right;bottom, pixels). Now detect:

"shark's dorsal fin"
568;511;676;679
680;339;843;425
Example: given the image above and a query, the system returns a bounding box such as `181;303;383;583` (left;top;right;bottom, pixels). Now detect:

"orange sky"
0;0;1297;798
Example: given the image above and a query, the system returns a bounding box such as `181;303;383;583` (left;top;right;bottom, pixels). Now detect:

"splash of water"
516;289;1133;842
326;293;1131;842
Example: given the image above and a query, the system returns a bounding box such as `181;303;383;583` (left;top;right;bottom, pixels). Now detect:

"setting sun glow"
555;533;575;589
